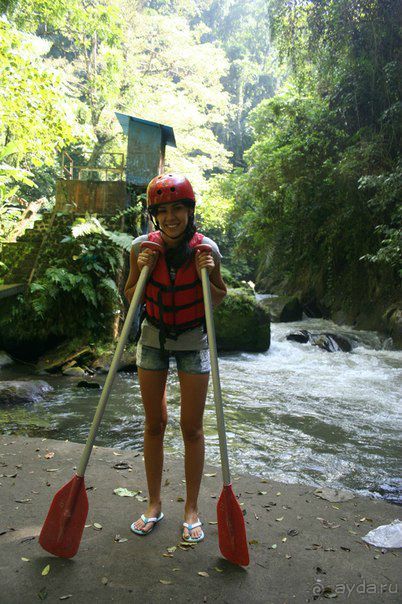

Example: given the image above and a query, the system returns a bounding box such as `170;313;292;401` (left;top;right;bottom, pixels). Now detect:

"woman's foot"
183;510;204;541
131;504;163;534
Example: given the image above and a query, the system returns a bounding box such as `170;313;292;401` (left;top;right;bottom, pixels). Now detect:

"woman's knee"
180;421;204;442
145;417;167;437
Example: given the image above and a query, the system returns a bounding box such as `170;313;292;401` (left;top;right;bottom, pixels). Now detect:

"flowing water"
1;318;401;499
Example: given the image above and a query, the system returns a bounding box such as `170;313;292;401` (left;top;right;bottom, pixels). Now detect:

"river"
1;318;401;500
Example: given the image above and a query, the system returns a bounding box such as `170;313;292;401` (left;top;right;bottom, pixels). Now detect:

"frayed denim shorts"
136;343;210;374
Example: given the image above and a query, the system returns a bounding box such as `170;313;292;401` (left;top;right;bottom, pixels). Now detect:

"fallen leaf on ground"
285;554;292;559
214;567;223;573
15;499;32;503
112;452;122;456
163;553;173;558
101;577;108;585
21;557;30;562
276;492;281;496
113;488;140;498
167;546;177;553
204;473;216;477
37;587;47;600
93;523;102;530
271;544;277;549
41;564;50;576
258;491;267;495
59;596;72;600
172;568;180;572
282;537;287;543
275;516;284;522
159;579;173;585
287;529;299;537
45;469;59;473
177;497;184;502
44;452;54;459
20;536;35;543
208;521;217;525
198;571;209;577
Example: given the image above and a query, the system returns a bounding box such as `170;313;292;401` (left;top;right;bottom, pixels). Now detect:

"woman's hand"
195;250;215;279
137;248;158;272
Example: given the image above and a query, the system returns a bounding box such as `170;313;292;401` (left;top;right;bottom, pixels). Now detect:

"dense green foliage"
0;0;400;346
0;208;140;351
214;0;401;323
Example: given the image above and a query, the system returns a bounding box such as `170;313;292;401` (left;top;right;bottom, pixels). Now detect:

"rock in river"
0;380;53;404
0;351;13;368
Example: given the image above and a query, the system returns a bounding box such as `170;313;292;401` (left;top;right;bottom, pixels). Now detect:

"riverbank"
1;436;400;603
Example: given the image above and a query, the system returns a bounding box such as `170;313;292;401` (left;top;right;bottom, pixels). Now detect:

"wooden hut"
115;112;176;188
55;114;176;213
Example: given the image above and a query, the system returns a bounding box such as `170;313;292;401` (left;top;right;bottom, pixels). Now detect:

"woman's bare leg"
132;367;168;533
178;371;209;539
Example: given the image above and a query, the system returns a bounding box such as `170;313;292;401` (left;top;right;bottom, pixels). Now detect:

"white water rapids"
1;318;401;499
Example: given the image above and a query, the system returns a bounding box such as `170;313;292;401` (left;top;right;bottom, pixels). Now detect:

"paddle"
39;241;162;558
195;244;250;566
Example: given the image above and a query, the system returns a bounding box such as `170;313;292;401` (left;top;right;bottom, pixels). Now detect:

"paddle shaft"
76;263;151;477
200;266;231;487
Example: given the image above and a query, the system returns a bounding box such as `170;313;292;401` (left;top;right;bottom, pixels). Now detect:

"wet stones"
0;380;53;404
286;331;353;352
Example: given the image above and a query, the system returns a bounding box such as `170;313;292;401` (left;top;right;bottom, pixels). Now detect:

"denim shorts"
136;343;210;374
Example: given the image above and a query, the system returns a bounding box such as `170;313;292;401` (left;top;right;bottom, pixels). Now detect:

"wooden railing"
61;151;125;181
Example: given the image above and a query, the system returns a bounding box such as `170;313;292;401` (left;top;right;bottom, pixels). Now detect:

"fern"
105;230;133;252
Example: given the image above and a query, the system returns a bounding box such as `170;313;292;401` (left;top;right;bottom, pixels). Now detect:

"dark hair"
148;198;195;217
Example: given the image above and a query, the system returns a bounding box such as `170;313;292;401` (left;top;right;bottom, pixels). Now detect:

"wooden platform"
0;283;25;299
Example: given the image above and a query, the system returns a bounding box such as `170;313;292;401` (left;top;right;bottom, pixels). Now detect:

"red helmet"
147;173;195;211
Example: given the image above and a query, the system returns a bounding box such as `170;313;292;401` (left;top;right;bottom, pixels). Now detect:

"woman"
124;173;227;542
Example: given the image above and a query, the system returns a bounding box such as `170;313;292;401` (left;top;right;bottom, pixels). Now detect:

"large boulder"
258;295;303;322
383;306;402;348
215;289;270;352
0;380;53;404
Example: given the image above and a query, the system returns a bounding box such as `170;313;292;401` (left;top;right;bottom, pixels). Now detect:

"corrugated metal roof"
115;112;176;147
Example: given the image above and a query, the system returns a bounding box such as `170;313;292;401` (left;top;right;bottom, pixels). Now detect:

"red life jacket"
144;231;205;342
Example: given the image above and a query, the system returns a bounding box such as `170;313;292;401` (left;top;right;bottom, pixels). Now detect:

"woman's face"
155;201;192;241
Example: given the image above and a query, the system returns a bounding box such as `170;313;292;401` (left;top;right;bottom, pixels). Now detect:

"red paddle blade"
39;474;88;558
217;484;250;566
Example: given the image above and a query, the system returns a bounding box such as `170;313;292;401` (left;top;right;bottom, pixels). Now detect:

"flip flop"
182;519;204;543
130;512;164;535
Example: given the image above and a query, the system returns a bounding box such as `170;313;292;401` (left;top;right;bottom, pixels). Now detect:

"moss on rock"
215;289;270;352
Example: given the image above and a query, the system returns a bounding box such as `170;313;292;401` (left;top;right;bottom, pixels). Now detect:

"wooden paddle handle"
76;241;162;477
194;244;231;486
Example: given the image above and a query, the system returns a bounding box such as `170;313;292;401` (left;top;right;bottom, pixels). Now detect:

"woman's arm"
195;251;227;307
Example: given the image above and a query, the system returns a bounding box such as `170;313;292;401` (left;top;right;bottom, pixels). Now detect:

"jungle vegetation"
0;0;400;349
